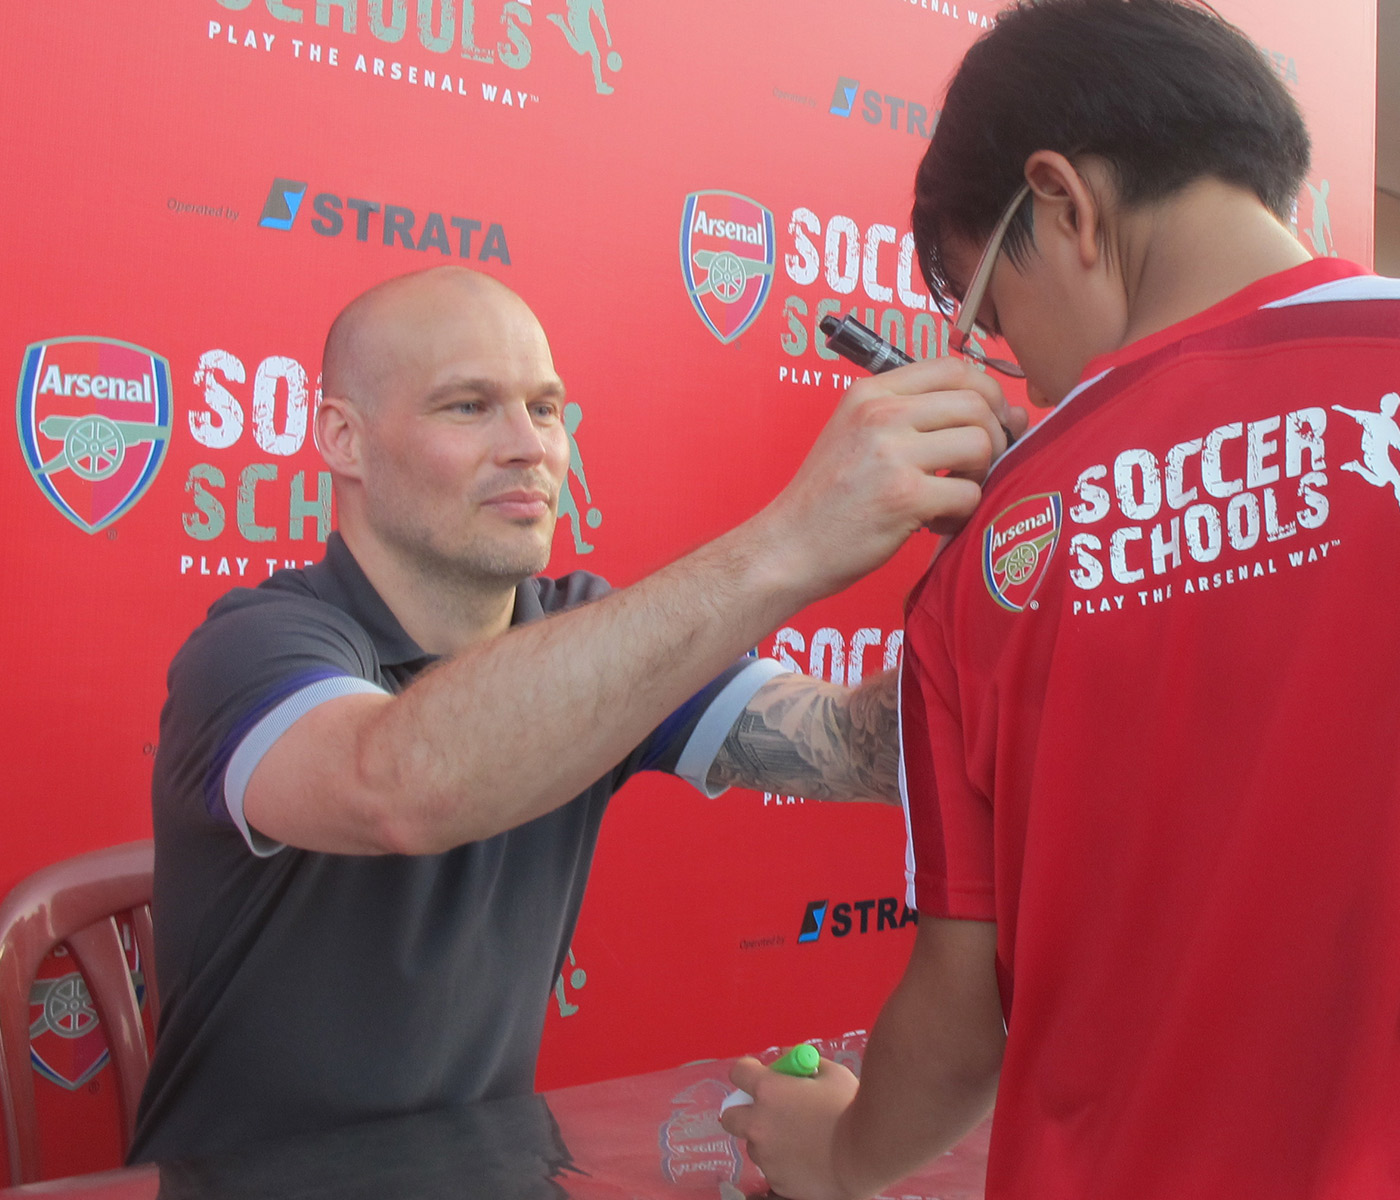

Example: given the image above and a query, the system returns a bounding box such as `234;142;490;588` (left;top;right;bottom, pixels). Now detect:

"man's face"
354;282;571;587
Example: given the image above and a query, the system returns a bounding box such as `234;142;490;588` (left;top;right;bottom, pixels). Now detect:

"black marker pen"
818;313;914;374
818;313;1017;447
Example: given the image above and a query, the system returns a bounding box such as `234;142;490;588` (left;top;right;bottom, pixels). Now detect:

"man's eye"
532;403;560;421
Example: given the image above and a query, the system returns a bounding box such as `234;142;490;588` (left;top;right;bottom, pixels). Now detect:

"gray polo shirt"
130;534;781;1163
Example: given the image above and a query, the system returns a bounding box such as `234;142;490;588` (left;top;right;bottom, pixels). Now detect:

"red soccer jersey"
900;258;1400;1200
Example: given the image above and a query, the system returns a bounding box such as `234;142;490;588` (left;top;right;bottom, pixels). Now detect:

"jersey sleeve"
899;593;996;920
157;593;389;857
634;656;793;796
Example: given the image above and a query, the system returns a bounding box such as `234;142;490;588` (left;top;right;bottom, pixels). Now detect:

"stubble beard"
361;446;563;595
372;497;556;595
398;520;553;591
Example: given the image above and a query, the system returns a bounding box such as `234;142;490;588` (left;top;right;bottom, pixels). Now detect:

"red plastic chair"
0;840;156;1185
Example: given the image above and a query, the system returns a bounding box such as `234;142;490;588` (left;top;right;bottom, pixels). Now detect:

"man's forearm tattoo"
706;671;900;803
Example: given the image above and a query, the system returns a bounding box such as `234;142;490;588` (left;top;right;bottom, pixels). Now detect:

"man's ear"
1023;150;1106;270
315;394;365;479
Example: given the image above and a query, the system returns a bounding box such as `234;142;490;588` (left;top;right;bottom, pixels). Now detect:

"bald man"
129;267;1024;1162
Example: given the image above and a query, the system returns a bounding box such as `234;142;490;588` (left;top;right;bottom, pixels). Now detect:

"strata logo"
16;337;173;534
258;178;306;230
828;76;937;137
1256;44;1300;87
983;492;1062;612
680;190;775;344
798;898;917;942
258;178;511;263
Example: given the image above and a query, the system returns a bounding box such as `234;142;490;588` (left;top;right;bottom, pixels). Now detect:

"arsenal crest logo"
983;493;1062;612
659;1078;743;1185
16;336;173;534
679;190;775;344
29;922;147;1091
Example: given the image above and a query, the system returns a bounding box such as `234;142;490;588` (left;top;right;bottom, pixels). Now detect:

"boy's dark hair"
913;0;1311;304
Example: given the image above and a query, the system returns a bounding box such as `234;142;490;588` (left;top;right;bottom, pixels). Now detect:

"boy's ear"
1023;150;1106;268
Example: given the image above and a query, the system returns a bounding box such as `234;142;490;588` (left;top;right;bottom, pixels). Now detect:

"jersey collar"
991;257;1371;473
1079;256;1367;381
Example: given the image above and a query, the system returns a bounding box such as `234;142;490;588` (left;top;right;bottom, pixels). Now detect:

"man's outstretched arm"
706;670;900;803
722;916;1005;1200
244;360;1022;856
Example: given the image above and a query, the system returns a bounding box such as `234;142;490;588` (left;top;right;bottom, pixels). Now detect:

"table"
0;1032;990;1199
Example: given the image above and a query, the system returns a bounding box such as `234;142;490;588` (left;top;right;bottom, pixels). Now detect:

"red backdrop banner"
0;0;1376;1179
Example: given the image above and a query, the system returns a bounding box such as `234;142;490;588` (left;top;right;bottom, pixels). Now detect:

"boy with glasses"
723;3;1400;1198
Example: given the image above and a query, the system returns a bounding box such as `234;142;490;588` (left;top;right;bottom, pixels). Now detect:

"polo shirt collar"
309;533;542;666
511;577;546;625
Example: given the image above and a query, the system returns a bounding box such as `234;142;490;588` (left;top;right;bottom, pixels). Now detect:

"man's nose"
494;403;549;464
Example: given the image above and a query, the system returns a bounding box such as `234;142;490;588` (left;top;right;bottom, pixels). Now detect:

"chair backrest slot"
0;841;155;1185
129;905;160;1032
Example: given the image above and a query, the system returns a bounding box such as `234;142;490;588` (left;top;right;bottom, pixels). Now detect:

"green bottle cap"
769;1043;820;1077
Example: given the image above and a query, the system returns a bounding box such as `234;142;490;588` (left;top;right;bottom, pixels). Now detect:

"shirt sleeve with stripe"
899;576;996;920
